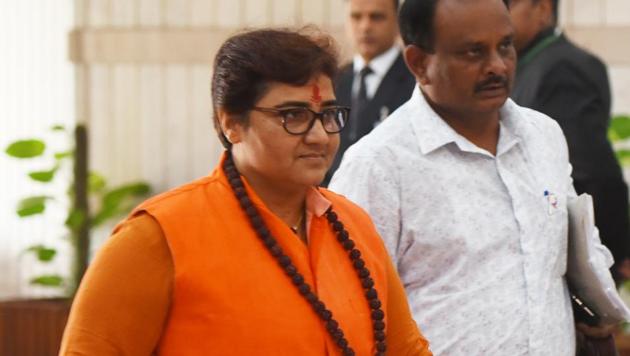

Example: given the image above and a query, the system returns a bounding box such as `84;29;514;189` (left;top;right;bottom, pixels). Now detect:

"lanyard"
518;33;561;68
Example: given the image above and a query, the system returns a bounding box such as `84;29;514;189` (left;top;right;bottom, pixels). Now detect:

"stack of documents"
567;193;630;324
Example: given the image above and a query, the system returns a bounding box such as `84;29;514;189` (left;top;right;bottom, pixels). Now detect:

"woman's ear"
403;44;431;86
217;109;243;144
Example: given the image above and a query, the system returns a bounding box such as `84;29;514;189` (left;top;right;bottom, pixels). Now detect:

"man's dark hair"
211;28;339;149
398;0;511;51
532;0;559;23
344;0;400;11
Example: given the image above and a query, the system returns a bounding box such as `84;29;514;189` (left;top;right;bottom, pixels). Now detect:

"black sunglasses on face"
251;106;350;135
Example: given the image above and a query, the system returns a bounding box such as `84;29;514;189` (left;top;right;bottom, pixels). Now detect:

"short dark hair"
211;28;339;149
532;0;559;23
344;0;400;12
399;0;510;51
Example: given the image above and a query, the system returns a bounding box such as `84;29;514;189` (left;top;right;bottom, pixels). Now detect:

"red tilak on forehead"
311;84;322;104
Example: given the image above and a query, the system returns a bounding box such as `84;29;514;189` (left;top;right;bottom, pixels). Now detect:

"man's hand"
576;322;619;339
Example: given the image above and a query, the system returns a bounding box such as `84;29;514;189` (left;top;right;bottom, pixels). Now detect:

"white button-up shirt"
330;87;595;355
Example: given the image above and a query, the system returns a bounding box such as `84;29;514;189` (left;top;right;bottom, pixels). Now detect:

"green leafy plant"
608;115;630;167
608;115;630;331
5;124;151;294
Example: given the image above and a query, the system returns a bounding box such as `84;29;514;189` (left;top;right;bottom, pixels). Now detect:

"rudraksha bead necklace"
222;152;387;356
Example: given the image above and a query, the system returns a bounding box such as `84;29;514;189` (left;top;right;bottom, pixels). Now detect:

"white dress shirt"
330;87;612;355
352;46;400;100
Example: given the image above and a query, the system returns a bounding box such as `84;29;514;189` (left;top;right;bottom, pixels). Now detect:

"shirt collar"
306;187;332;217
517;26;558;58
352;46;400;77
496;99;524;156
408;86;523;156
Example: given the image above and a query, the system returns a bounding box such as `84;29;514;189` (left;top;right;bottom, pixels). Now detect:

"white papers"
567;193;630;324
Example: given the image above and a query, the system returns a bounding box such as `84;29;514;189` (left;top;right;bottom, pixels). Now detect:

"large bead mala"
222;152;386;356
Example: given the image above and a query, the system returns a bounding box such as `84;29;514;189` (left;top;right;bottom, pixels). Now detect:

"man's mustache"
474;75;509;92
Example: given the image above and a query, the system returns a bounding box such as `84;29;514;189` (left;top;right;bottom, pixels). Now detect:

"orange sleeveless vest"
132;159;390;355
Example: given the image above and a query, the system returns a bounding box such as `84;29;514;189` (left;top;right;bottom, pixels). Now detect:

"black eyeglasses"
251;106;350;135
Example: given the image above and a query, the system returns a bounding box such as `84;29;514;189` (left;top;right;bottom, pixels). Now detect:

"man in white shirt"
330;0;616;354
325;0;415;184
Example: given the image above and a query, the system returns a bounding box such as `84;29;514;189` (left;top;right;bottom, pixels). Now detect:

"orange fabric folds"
135;166;390;355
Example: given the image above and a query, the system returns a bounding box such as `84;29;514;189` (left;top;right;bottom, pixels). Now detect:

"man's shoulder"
538;35;606;75
555;35;603;61
335;62;354;86
514;35;609;106
342;128;399;166
333;104;422;189
388;52;411;73
134;173;225;217
334;63;355;104
335;61;354;88
348;100;416;152
384;53;415;85
338;62;354;77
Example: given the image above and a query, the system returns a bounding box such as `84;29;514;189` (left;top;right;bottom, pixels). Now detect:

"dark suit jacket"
512;32;630;275
325;52;415;185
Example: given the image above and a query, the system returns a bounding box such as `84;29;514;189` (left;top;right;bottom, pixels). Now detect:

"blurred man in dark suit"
510;0;630;281
324;0;415;184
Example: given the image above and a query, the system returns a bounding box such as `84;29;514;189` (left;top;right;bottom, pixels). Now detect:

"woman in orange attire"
60;28;431;356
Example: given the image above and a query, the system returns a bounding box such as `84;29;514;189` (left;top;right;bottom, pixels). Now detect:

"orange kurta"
60;158;431;355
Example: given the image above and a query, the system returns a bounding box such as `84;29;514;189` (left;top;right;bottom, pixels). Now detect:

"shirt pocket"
540;191;569;276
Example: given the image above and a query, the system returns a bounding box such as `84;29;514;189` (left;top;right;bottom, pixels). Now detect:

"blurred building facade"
70;0;630;195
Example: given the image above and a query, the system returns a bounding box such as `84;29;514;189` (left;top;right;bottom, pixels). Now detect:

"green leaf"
92;182;151;226
609;115;630;142
615;149;630;167
65;209;86;231
51;124;66;132
28;166;58;182
54;151;73;160
26;245;57;262
16;196;51;217
88;172;107;193
5;139;46;158
30;274;64;287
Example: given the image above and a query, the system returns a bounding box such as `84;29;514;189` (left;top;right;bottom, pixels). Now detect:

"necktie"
350;66;373;141
357;66;372;104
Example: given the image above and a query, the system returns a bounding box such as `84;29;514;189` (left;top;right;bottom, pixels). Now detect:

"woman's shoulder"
137;171;227;213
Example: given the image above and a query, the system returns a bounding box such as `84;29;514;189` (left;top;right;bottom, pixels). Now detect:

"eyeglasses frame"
250;105;351;135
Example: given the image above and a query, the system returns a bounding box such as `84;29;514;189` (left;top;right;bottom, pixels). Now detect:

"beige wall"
72;0;630;197
72;0;350;196
1;0;75;299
